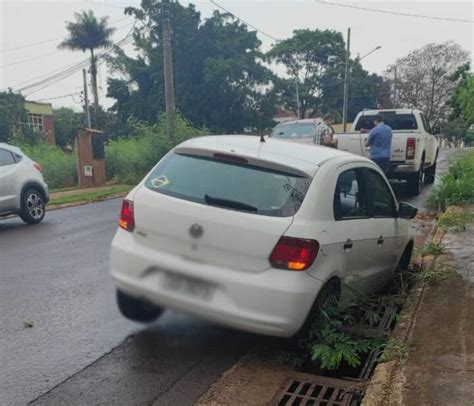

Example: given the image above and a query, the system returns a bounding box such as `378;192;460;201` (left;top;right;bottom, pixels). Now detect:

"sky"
0;0;473;111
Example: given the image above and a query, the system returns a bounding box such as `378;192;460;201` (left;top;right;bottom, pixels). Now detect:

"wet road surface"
0;148;458;405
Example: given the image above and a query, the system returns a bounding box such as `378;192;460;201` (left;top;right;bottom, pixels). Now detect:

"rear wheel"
293;278;340;339
116;290;164;322
406;162;424;196
19;188;46;224
424;157;437;184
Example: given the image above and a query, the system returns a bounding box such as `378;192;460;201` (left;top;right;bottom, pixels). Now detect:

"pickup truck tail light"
270;237;319;271
406;137;416;159
119;200;135;232
33;162;42;172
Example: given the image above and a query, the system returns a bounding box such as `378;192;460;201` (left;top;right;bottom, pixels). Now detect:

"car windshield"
272;123;315;139
145;153;311;217
355;114;418;131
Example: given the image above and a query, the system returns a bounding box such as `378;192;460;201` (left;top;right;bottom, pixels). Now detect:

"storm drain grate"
273;377;359;406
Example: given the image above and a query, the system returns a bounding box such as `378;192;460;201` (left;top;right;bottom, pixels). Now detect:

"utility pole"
162;0;176;139
82;68;92;128
393;65;398;107
295;79;300;120
342;27;351;132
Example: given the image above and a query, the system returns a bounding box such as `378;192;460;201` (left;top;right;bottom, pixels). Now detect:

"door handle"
377;236;384;245
343;239;353;250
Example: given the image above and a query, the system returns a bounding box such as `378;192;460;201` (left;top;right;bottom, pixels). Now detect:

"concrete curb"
47;192;127;211
362;222;446;405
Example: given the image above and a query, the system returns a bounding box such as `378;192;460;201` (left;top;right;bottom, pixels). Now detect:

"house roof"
24;101;53;116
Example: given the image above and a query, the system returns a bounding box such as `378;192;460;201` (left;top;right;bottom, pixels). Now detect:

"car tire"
396;244;413;273
19;188;46;224
406;162;424;196
293;278;340;340
116;289;164;323
424;159;437;184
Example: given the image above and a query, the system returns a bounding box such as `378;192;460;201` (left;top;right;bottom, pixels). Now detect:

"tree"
107;2;272;133
59;10;115;122
267;29;346;119
389;42;469;126
453;74;474;125
53;107;84;148
0;91;28;143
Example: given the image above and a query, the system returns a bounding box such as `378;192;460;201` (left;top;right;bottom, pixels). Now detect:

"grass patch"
417;264;458;285
379;338;409;363
421;241;446;256
428;149;474;210
437;208;473;231
49;185;132;206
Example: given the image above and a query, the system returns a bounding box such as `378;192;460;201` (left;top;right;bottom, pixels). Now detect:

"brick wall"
42;115;56;145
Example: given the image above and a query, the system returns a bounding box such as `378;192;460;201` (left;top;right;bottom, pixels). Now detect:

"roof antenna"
260;134;266;142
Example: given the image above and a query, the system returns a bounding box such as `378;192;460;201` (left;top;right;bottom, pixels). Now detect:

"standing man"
314;113;338;148
365;114;392;173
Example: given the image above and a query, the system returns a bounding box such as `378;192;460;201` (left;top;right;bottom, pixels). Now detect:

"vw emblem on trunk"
189;223;204;239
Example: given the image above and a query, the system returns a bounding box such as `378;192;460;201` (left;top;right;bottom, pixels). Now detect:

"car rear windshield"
272;123;315;139
145;153;311;217
355;114;418;131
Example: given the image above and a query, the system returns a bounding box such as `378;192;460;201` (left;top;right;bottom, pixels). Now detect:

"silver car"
0;143;49;224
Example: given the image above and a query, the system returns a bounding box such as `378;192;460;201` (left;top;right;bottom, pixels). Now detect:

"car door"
363;168;405;286
0;148;19;212
331;165;379;293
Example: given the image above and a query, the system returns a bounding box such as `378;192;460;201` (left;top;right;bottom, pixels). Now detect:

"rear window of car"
355;114;418;131
272;123;315;139
145;153;312;217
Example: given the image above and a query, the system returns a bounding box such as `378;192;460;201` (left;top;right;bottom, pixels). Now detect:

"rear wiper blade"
204;194;258;212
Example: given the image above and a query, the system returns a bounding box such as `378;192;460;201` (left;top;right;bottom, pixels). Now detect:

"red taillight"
33;162;42;172
119;200;135;232
269;237;319;271
406;138;416;159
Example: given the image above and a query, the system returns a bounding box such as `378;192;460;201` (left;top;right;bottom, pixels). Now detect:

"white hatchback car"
0;143;49;224
110;136;417;337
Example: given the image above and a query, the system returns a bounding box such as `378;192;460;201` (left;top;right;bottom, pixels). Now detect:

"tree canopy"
107;2;272;133
390;41;469;126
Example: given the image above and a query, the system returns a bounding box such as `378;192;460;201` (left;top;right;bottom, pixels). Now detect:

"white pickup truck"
337;109;439;195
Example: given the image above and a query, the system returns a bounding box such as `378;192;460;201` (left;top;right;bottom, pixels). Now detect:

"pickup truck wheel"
116;290;164;322
424;160;437;184
407;164;424;196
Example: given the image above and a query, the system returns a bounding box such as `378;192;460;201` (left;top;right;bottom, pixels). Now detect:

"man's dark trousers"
372;158;390;174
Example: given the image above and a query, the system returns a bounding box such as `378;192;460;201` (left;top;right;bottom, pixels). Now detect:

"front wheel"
116;290;164;323
19;188;46;224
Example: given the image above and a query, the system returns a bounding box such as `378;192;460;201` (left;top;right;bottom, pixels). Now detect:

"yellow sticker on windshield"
151;175;170;188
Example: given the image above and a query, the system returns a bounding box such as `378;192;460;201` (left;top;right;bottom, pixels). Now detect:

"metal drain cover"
273;376;361;406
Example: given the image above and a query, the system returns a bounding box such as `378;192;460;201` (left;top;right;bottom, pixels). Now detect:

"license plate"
161;272;214;301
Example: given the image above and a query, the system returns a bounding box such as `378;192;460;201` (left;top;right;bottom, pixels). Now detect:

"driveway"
0;148;458;405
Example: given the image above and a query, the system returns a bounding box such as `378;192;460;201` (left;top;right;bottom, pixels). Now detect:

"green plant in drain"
418;264;458;285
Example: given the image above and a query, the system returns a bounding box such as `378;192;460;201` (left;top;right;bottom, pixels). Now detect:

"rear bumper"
110;229;323;337
387;161;418;176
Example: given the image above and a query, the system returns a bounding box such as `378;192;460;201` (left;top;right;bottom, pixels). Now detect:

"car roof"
275;119;318;126
175;135;363;177
0;142;22;154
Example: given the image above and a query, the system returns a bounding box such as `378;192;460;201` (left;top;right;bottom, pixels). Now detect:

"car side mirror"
432;127;441;135
398;202;418;219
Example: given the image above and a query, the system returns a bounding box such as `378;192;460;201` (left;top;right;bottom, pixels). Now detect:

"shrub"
427;150;474;210
16;141;77;190
105;115;207;185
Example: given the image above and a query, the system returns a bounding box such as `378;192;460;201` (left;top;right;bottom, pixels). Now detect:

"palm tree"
59;10;115;122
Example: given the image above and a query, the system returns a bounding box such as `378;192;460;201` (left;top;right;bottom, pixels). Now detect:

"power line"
30;92;82;102
8;23;135;94
210;0;280;42
0;16;132;53
0;51;60;69
315;1;474;23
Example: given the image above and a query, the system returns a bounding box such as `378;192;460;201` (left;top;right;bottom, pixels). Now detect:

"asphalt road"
0;148;457;406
